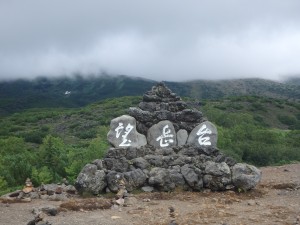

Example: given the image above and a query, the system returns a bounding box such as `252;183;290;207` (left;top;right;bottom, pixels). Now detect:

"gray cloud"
1;0;300;81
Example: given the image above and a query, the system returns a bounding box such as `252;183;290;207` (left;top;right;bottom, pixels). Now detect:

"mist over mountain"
0;74;299;115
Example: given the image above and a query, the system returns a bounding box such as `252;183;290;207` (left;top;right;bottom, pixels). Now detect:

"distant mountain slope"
284;76;300;86
166;78;300;100
0;75;156;114
0;75;299;115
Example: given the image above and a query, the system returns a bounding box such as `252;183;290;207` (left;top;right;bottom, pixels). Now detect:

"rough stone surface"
107;115;147;148
232;163;262;191
181;164;203;191
141;186;154;192
123;169;147;192
75;83;261;195
187;121;218;148
148;167;175;191
132;157;150;170
203;161;232;191
128;82;206;134
147;120;177;148
177;129;188;146
75;164;107;194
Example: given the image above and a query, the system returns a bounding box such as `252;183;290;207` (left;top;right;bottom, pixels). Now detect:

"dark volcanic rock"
232;163;262;191
75;164;106;194
75;82;261;195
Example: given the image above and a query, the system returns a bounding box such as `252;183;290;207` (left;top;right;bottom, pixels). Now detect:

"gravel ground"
1;163;300;225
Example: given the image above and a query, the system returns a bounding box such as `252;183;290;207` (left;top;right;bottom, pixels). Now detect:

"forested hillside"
0;95;299;195
1;75;299;115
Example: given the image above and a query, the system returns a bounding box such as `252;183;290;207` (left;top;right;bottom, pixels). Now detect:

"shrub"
277;115;297;126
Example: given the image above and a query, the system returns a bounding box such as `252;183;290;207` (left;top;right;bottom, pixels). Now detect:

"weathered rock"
232;163;262;191
126;147;137;160
141;186;154;192
148;167;175;191
143;82;180;102
29;192;40;199
181;164;203;190
179;145;200;156
40;184;59;196
147;120;177;148
103;157;129;172
177;129;188;146
124;196;138;206
63;185;76;194
75;164;107;194
107;115;147;148
106;147;127;158
203;162;232;191
92;159;104;170
33;205;58;216
128;107;154;122
47;193;68;201
155;147;175;155
74;82;261;194
187;121;218;148
123;169;147;191
175;109;203;123
169;166;185;187
214;153;237;167
205;161;231;177
132;157;150;170
105;171;121;192
138;102;158;112
144;155;163;167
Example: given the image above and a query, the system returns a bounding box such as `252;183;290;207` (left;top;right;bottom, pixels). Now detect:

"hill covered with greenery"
0;75;299;115
0;94;299;195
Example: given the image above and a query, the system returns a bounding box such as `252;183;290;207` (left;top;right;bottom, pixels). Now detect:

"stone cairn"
1;178;76;202
75;83;261;195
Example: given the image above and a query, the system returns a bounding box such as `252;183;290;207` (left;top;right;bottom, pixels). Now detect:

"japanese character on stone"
156;125;174;147
115;122;133;146
196;124;212;146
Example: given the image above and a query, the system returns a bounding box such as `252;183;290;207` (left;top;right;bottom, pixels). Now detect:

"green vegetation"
0;95;299;195
199;96;300;166
1;76;299;115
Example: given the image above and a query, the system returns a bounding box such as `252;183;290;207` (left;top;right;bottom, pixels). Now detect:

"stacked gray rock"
75;82;261;194
128;82;204;134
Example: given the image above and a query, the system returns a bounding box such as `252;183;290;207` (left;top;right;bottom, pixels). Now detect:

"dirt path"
1;163;300;225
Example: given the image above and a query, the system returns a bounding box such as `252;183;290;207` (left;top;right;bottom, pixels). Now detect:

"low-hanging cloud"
1;0;300;81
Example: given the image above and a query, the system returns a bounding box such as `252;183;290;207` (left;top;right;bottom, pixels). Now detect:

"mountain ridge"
0;75;299;115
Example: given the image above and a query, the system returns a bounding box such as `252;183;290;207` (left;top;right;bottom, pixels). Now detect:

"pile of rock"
1;179;76;202
75;83;261;194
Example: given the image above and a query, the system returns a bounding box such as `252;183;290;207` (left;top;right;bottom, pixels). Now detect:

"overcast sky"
1;0;300;81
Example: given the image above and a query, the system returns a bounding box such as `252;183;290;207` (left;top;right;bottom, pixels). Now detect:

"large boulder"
107;115;147;148
147;120;177;148
232;163;262;191
187;121;218;148
148;167;175;191
203;161;232;191
75;164;107;194
181;164;203;191
123;169;147;191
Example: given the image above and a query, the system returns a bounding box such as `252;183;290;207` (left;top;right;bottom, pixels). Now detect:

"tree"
0;137;36;188
38;135;67;182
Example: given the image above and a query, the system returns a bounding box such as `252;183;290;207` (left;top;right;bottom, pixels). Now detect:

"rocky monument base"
75;83;261;194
